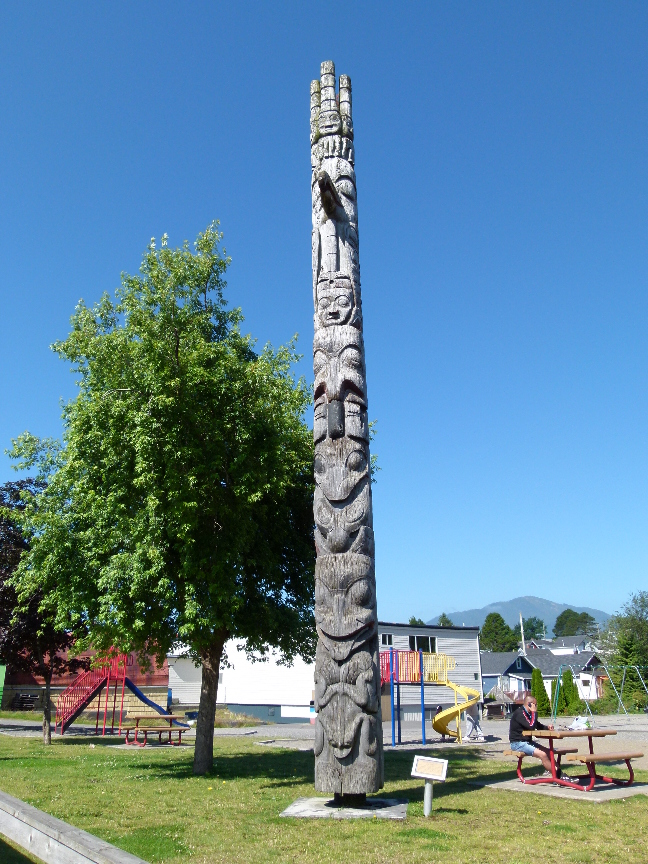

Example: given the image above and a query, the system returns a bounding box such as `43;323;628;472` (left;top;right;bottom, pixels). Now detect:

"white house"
167;642;315;723
167;620;483;725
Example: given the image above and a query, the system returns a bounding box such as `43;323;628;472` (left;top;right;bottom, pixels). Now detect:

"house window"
516;658;522;670
408;635;436;653
581;677;590;686
474;673;479;681
381;633;393;647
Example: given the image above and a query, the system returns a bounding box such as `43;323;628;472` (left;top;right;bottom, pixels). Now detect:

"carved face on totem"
316;273;354;327
313;325;365;403
315;555;377;640
314;438;368;501
314;478;372;555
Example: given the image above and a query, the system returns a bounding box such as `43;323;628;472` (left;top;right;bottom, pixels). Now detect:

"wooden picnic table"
124;714;188;748
519;728;643;791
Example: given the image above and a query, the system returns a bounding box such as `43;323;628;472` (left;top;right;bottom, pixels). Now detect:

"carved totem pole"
311;60;384;797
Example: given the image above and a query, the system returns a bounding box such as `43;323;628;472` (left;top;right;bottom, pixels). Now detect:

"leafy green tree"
480;613;519;652
612;631;643;702
0;480;88;744
530;667;551;715
553;609;597;637
609;592;648;669
437;613;453;627
408;616;426;627
521;617;545;640
9;224;315;774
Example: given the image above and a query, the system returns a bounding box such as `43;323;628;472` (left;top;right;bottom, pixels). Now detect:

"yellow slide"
432;681;482;744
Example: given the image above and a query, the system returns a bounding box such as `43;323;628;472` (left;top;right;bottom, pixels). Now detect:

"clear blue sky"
1;3;646;623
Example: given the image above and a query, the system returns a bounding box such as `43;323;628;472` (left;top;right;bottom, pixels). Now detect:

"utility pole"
520;612;526;656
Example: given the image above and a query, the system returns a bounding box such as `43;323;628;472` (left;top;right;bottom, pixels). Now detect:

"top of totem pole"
311;61;353;145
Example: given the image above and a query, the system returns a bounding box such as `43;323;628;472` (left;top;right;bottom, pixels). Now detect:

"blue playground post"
397;675;402;744
390;647;395;747
419;650;426;745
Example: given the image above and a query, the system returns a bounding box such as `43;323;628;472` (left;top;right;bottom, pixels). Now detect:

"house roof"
479;651;520;675
530;636;590;650
378;621;480;632
505;649;600;678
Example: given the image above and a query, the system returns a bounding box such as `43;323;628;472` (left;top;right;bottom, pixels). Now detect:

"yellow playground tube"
431;680;482;743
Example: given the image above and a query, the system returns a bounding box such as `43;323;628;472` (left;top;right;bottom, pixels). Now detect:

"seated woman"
509;694;556;776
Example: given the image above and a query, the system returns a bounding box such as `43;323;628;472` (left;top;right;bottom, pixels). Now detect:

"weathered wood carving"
311;60;384;796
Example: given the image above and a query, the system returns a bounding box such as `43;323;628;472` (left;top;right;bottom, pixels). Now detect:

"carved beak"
317;170;342;217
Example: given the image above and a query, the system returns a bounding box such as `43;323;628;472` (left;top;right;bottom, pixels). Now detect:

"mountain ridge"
427;595;610;635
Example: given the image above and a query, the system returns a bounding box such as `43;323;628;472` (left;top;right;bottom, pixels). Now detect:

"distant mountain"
428;596;610;635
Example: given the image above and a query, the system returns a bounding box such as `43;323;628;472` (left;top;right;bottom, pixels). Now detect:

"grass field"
0;734;646;864
0;711;46;722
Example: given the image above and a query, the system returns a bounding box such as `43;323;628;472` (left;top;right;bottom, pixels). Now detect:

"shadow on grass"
0;836;41;864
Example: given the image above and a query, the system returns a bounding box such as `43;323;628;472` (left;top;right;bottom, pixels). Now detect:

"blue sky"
1;3;646;623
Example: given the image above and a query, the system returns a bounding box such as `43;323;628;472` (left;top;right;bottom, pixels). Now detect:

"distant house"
480;651;520;698
526;636;598;655
504;649;603;701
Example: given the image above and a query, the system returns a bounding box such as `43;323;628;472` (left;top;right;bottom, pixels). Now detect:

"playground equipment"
551;662;648;721
55;654;188;736
380;649;481;746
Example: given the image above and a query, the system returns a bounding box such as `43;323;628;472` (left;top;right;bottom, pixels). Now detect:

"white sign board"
411;756;448;782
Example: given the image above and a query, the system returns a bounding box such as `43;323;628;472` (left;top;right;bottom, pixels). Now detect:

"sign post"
411;756;448;817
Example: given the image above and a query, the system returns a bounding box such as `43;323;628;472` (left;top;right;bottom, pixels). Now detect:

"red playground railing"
55;654;127;736
379;650;455;686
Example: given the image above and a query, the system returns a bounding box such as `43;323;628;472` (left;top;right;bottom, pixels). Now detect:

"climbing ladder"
55;654;127;736
380;649;481;745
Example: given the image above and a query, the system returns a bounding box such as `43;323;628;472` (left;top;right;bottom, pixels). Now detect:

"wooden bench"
566;751;644;787
11;694;39;711
504;747;579;783
504;747;579;758
124;726;185;748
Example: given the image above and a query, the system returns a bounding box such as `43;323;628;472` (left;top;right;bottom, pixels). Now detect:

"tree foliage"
0;479;87;744
561;668;577;708
479;613;519;652
608;592;648;667
437;613;453;627
520;616;545;640
530;667;551;715
9;224;315;772
408;616;426;627
553;609;597;637
551;676;567;715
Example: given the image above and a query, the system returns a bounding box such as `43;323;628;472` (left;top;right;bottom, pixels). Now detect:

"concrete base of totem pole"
281;796;408;820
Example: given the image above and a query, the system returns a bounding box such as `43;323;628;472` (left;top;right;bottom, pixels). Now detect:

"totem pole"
311;61;384;797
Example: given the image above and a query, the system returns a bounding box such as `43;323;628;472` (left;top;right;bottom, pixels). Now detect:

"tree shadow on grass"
0;836;42;864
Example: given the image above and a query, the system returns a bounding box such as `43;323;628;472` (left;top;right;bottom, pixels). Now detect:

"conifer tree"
530;667;551;715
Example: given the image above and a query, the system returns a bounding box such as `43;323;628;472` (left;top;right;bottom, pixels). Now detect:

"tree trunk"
193;630;228;776
43;673;52;745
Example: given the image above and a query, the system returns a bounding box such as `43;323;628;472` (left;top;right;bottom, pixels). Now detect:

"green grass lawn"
0;734;646;864
0;711;45;722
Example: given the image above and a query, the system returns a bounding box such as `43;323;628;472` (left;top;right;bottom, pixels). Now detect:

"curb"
0;790;148;864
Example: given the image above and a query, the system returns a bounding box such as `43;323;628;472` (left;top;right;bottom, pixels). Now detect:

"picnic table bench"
517;728;644;792
123;714;187;748
566;751;644;788
504;745;579;776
